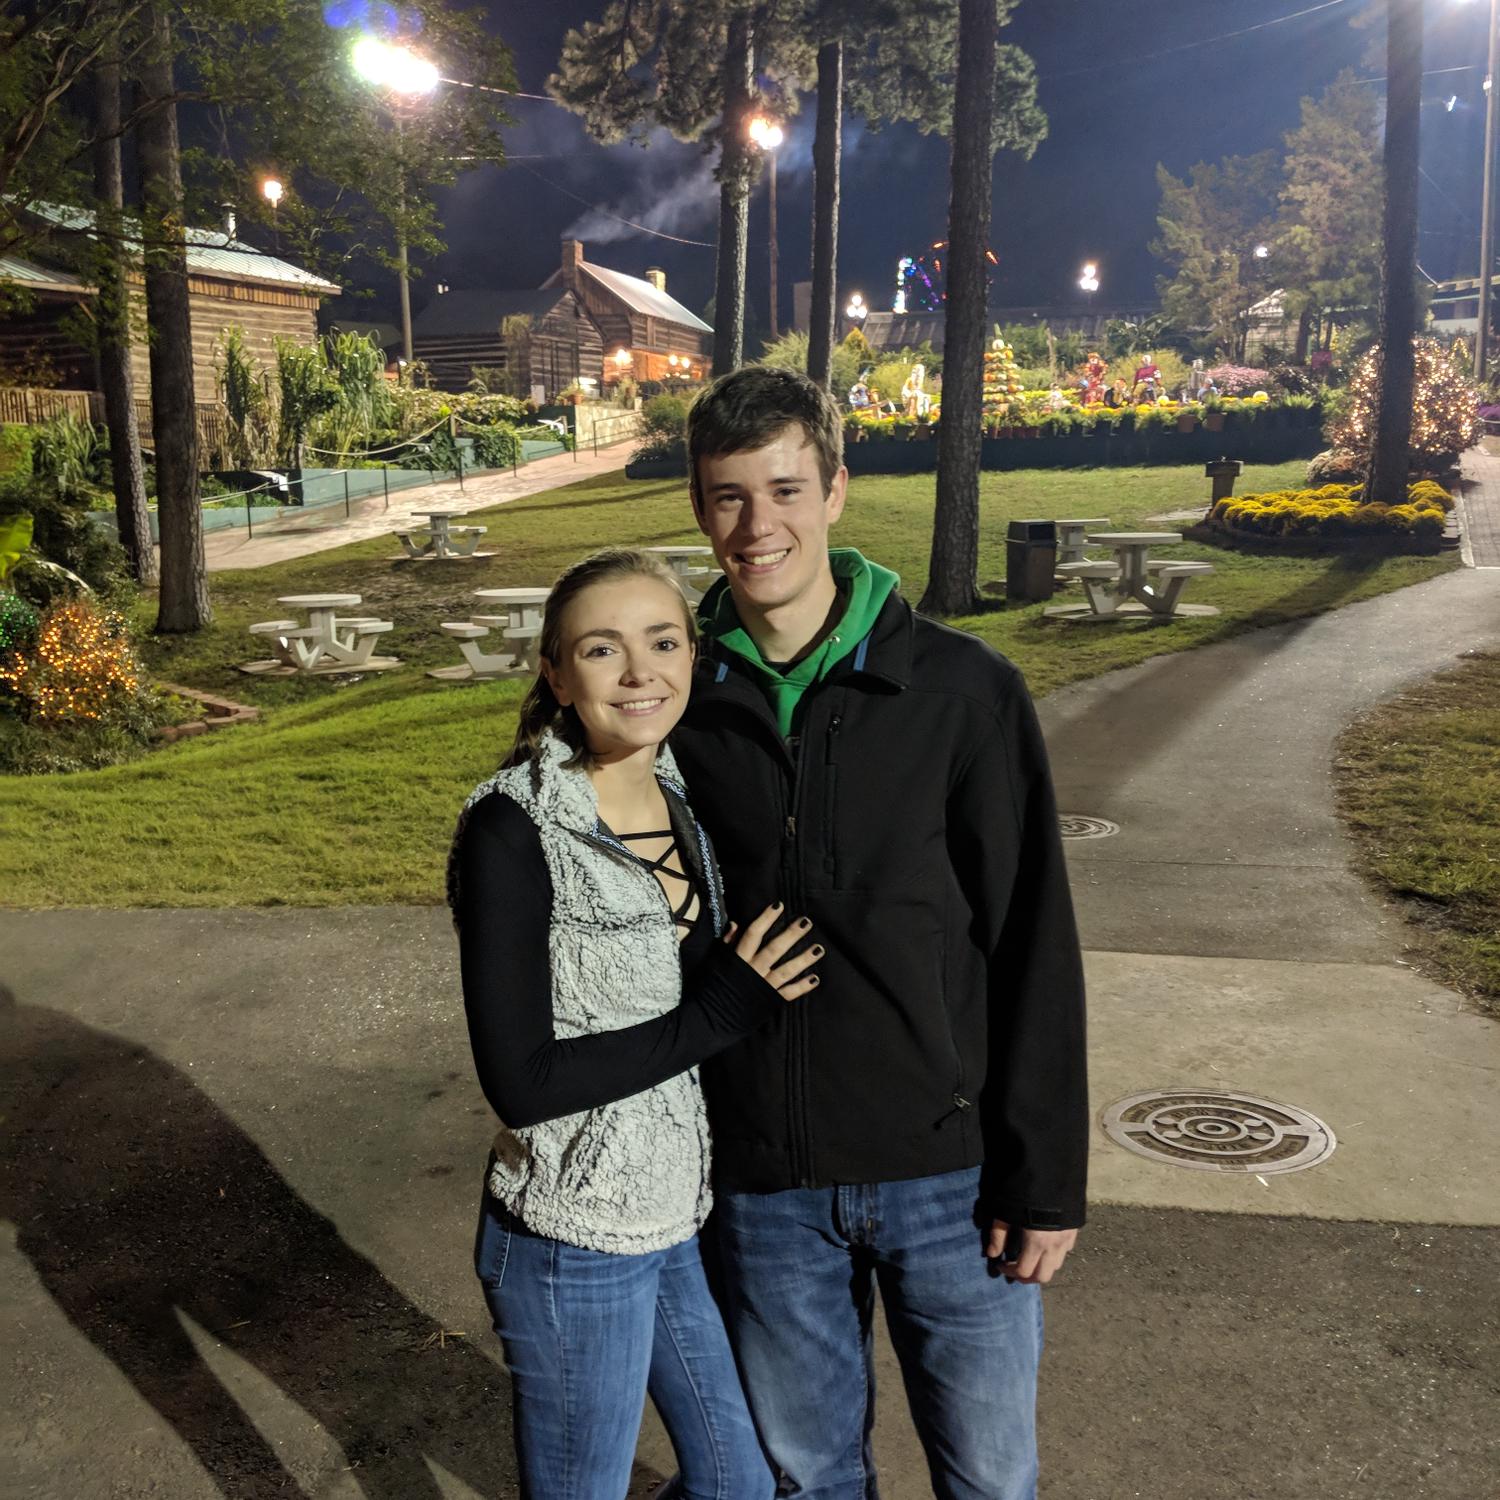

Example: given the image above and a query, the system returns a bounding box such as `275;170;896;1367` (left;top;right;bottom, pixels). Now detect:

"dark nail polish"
773;900;784;910
811;945;824;956
798;918;811;930
809;975;820;985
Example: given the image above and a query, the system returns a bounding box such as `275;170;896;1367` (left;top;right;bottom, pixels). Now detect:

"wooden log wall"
126;278;321;404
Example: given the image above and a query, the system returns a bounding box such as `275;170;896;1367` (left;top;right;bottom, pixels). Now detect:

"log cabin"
0;203;338;412
410;287;604;398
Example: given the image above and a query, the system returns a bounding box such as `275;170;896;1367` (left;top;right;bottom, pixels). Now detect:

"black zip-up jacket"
670;587;1089;1230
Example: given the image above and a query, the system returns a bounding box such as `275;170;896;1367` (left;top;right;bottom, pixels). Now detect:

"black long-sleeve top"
455;792;786;1130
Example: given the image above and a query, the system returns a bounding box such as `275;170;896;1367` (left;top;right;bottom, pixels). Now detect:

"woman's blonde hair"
505;547;697;772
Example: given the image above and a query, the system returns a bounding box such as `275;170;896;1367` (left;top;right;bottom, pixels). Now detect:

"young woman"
448;548;818;1500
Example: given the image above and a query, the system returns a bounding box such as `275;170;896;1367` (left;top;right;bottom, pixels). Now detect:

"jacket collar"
695;586;913;697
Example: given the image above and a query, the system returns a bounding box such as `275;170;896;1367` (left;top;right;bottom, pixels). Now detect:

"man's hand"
984;1221;1078;1285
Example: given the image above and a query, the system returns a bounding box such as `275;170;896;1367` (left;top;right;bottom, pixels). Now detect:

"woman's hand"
723;903;821;1001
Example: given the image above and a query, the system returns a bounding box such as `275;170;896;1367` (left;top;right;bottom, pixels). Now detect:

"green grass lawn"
1334;650;1500;1016
0;460;1459;909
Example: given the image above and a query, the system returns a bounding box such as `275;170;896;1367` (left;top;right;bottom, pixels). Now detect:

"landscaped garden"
0;459;1459;910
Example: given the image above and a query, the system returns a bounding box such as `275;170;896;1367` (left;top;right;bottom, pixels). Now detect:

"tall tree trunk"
1293;305;1313;364
919;0;994;617
806;38;842;389
93;52;156;587
136;4;208;631
1365;0;1423;503
712;13;755;378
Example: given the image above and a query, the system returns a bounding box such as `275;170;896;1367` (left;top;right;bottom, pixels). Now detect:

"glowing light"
261;177;284;207
747;116;784;150
613;348;632;368
1079;261;1100;293
352;35;439;94
845;293;867;321
1445;95;1459;112
1253;243;1270;259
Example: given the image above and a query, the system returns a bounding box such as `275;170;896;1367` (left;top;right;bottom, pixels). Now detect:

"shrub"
1268;363;1316;396
1331;338;1480;465
0;424;34;476
1306;448;1365;485
1208;480;1452;543
0;596;141;725
0;472;129;603
1205;365;1273;397
32;412;106;501
470;424;520;469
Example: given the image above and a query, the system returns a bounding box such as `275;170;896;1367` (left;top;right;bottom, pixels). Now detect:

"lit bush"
1330;339;1481;464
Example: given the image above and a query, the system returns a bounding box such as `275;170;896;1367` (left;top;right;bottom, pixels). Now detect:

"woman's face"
543;575;695;762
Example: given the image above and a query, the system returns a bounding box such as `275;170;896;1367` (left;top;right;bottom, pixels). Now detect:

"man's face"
694;424;847;617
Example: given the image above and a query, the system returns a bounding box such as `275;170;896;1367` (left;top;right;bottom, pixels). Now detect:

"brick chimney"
644;266;667;294
561;238;584;290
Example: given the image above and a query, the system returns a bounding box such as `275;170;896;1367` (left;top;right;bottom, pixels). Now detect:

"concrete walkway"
5;483;1500;1496
198;440;639;572
1454;443;1500;567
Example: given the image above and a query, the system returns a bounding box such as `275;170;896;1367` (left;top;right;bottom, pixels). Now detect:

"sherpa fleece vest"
449;733;718;1254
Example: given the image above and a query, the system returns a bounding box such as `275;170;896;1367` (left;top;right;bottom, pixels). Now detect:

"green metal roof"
20;201;339;294
0;253;90;294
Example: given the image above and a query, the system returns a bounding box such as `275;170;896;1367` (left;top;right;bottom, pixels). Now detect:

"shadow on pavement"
1034;555;1389;801
0;988;529;1498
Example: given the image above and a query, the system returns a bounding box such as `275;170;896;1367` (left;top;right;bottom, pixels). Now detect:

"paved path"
5;528;1500;1496
1455;444;1500;567
198;440;639;573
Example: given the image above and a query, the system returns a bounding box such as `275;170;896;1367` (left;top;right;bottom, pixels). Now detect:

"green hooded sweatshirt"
699;548;900;736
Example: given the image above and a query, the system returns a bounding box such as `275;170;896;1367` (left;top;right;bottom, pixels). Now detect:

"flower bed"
1194;481;1456;554
843;391;1321;444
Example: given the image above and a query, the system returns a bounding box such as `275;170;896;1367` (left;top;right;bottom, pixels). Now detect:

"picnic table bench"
394;511;491;561
241;594;400;675
1045;534;1219;621
429;587;551;682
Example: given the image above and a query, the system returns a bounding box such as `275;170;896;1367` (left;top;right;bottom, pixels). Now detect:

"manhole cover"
1059;814;1119;840
1100;1090;1336;1175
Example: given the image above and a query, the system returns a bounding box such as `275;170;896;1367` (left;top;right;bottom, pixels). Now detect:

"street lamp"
1473;0;1500;381
352;35;439;365
1253;243;1270;260
1078;261;1099;293
748;114;784;336
845;292;867;324
261;176;283;254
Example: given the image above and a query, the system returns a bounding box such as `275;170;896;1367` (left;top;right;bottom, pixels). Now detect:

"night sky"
420;0;1490;326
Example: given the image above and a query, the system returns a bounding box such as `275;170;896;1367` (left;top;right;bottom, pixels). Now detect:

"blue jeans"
711;1167;1044;1500
474;1187;774;1500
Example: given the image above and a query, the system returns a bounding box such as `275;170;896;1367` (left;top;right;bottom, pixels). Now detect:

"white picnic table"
1054;517;1111;566
240;593;400;675
430;586;552;682
1045;532;1219;622
394;509;490;561
645;544;723;602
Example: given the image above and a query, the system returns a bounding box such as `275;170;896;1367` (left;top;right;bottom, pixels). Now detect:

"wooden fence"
0;387;98;425
0;387;231;462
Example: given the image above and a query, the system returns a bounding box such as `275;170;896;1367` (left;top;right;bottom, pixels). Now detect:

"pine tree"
1276;71;1383;360
551;1;810;377
1365;0;1423;504
918;0;1044;617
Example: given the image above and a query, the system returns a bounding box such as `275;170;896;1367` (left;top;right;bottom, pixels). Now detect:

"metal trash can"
1006;519;1057;602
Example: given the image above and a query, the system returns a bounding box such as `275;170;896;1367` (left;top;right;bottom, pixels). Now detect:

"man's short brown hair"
687;366;844;511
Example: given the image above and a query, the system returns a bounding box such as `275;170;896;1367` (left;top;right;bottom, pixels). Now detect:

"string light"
1332;338;1481;461
0;599;141;724
0;591;38;653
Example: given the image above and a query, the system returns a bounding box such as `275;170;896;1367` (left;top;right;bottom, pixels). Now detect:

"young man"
669;367;1089;1500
